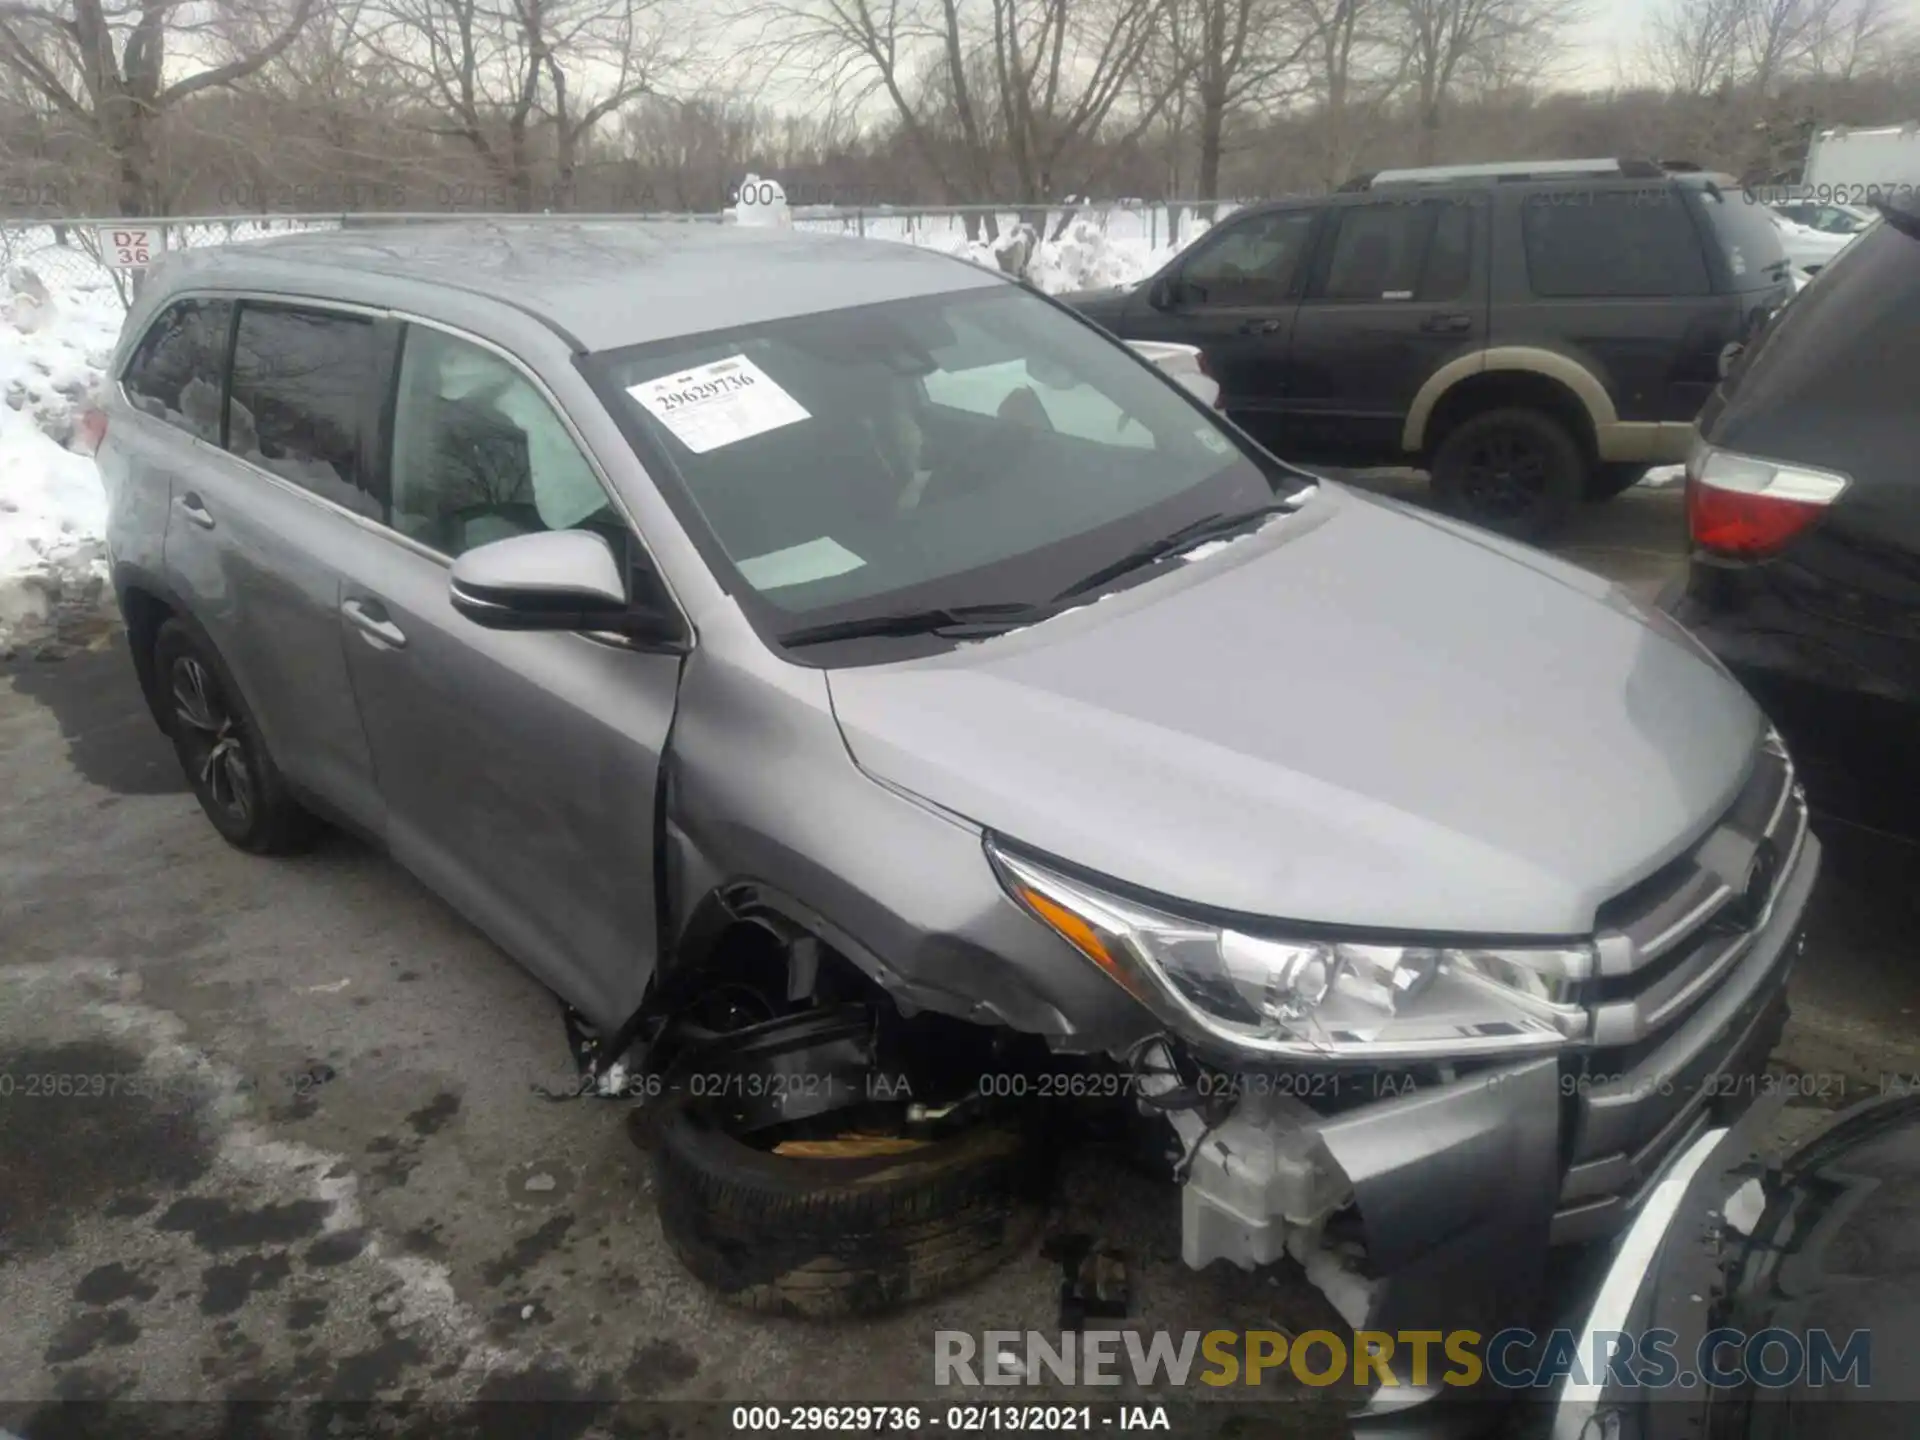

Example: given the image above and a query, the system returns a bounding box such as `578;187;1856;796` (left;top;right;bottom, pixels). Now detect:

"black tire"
1429;407;1586;540
652;1100;1048;1318
152;619;317;854
1588;462;1650;501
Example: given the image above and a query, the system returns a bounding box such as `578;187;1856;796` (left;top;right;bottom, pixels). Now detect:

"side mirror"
449;529;686;651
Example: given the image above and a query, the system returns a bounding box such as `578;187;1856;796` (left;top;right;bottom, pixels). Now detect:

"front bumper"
1145;744;1818;1346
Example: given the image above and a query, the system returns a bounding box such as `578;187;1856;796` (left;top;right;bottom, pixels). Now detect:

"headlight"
988;840;1591;1061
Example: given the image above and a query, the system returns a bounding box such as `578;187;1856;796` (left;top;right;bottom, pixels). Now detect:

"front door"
1281;196;1490;464
1121;207;1320;450
335;322;682;1030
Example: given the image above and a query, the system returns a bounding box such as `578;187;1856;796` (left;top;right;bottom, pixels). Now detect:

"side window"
1420;201;1474;300
1522;190;1712;298
1178;210;1318;306
228;304;381;518
388;326;618;559
122;298;232;443
1317;202;1433;301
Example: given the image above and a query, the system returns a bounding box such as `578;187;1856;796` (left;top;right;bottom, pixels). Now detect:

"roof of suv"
151;220;1005;353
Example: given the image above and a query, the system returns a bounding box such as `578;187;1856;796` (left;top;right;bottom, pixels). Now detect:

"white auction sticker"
627;354;810;454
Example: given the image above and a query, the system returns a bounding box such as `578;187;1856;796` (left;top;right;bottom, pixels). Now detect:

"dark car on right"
1064;159;1795;538
1662;198;1920;836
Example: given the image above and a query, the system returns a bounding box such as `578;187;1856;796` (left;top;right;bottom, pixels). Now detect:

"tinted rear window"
1522;188;1711;297
1693;189;1793;288
228;304;382;518
122;298;232;443
1708;214;1915;447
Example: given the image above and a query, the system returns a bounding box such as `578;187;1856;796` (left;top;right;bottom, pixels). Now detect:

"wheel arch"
1404;349;1615;461
112;562;188;733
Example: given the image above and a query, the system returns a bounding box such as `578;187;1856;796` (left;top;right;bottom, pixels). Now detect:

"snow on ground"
0;247;123;652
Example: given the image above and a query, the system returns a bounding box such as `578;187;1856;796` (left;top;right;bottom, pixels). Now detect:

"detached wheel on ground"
1429;407;1586;540
152;619;317;854
1588;462;1650;501
652;1097;1048;1318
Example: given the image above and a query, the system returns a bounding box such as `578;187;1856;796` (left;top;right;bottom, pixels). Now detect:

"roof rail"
1349;158;1672;188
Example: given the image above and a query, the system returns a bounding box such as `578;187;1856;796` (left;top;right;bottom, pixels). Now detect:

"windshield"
1693;187;1793;288
583;285;1297;644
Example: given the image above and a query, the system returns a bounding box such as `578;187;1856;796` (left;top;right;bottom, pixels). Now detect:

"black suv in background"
1065;159;1795;537
1663;200;1920;838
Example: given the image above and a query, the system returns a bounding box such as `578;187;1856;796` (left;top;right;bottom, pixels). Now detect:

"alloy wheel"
1459;429;1551;518
170;654;255;828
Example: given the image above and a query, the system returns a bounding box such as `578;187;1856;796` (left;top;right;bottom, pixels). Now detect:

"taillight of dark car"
1685;442;1849;559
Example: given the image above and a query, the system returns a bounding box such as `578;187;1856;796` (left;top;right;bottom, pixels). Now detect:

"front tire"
651;1099;1048;1318
1430;407;1585;540
153;619;316;854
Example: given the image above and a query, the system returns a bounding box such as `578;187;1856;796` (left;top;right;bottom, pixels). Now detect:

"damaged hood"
826;486;1763;936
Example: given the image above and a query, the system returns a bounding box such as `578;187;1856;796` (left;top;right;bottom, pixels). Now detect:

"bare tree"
736;0;1183;213
1391;0;1585;162
1293;0;1404;186
0;0;318;214
363;0;673;210
1802;0;1897;80
619;94;762;208
1640;0;1746;93
1154;0;1312;204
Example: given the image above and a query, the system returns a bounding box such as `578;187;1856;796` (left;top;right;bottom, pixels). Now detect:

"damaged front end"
986;728;1817;1403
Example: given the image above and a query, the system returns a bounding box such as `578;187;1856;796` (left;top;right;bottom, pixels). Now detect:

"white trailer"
1801;123;1920;201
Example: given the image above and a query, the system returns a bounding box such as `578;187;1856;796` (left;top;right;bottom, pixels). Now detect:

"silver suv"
99;222;1817;1361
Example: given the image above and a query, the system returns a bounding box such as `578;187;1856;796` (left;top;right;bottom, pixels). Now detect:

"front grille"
1587;729;1806;1050
1550;729;1812;1244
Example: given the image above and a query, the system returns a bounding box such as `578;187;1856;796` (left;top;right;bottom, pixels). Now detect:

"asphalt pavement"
2;479;1916;1433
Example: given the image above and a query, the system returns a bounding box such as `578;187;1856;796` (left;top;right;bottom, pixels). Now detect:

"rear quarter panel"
1487;185;1733;424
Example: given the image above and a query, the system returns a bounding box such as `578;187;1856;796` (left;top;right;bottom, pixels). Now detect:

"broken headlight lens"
988;841;1591;1060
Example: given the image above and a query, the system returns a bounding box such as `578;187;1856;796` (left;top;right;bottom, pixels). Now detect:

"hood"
826;486;1763;935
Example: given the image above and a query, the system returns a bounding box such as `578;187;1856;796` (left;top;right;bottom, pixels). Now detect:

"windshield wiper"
1050;501;1300;605
778;601;1046;648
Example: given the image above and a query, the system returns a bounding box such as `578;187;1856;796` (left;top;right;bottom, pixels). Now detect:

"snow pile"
880;213;1199;294
733;174;792;228
0;261;122;650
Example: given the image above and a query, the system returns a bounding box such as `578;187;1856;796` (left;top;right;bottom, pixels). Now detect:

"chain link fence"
0;200;1244;309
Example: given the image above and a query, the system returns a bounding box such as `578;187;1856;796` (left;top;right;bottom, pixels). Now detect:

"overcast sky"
1566;0;1920;90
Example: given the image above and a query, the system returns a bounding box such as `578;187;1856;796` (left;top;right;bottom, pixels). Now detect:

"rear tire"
651;1100;1048;1318
153;619;317;855
1429;407;1585;540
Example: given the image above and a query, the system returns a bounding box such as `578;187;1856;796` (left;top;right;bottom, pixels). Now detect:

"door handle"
1237;318;1285;336
342;598;407;650
1421;313;1473;334
173;493;215;530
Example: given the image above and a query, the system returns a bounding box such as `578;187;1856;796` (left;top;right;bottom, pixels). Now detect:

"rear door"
1119;207;1320;448
1280;194;1488;463
331;320;681;1031
160;299;385;834
109;297;232;618
1489;183;1728;428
